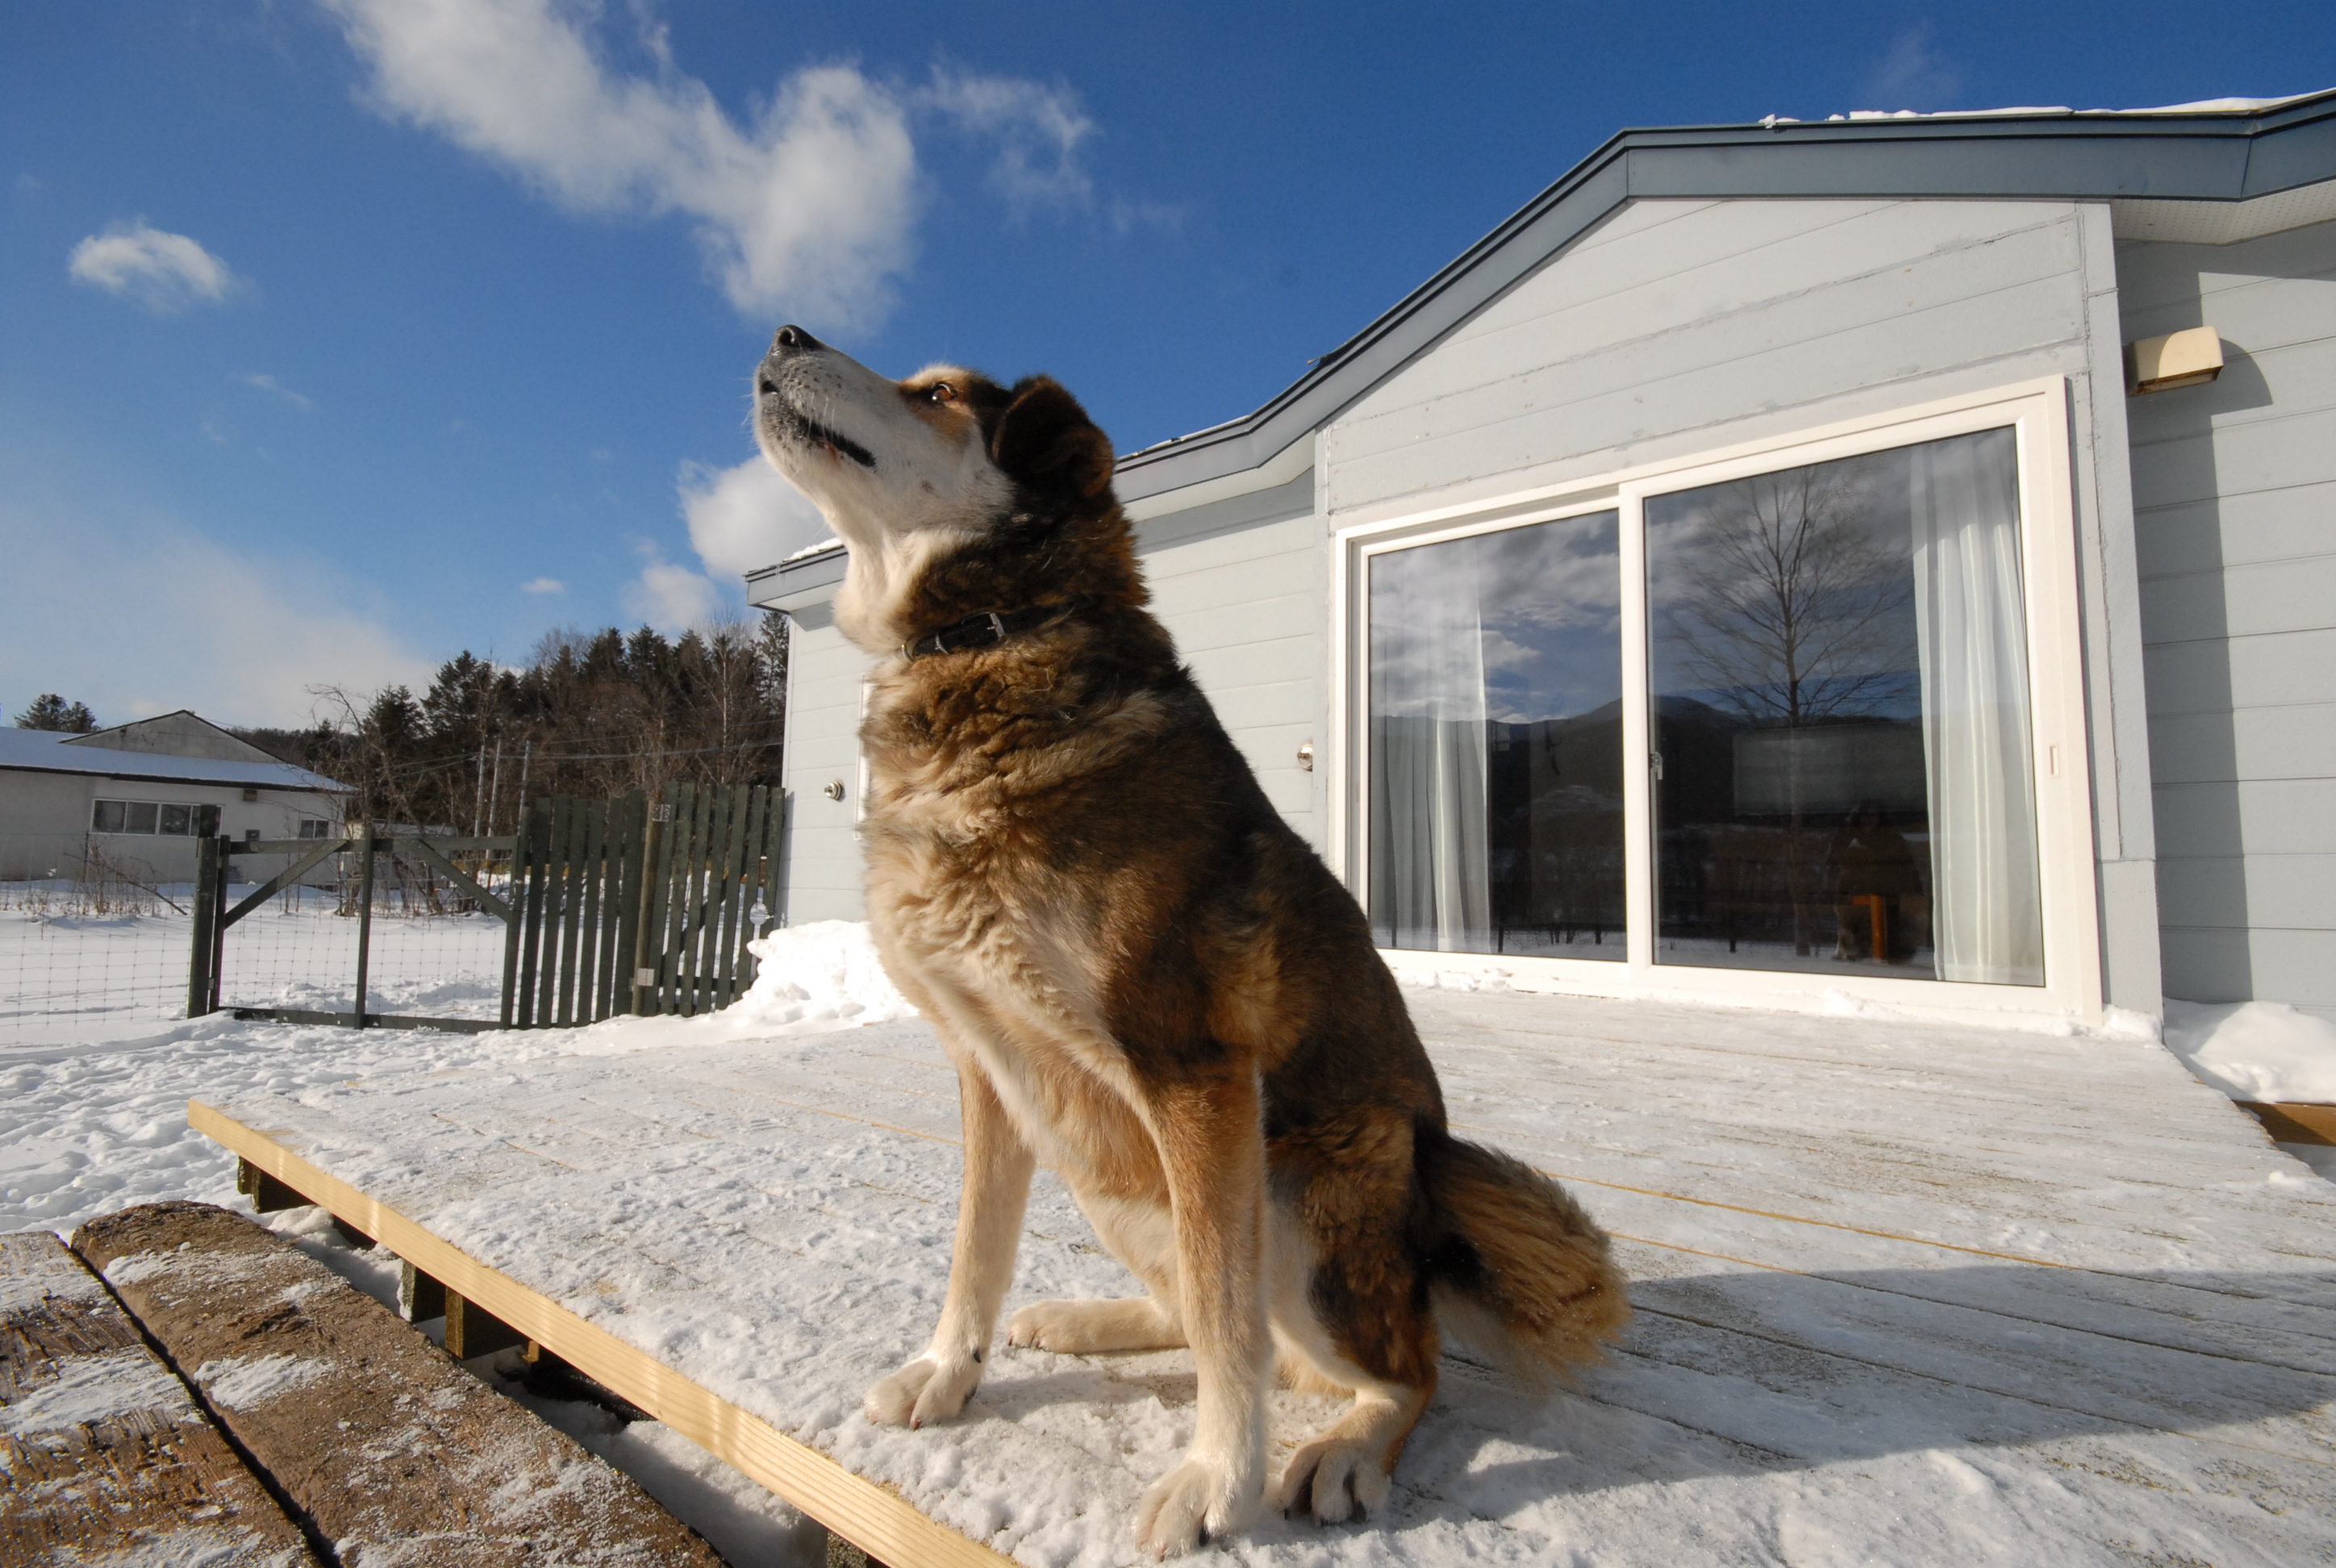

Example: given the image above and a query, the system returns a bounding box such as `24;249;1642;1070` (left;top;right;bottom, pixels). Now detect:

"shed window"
91;799;199;836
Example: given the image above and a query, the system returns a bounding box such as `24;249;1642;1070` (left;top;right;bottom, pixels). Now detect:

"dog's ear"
990;377;1114;499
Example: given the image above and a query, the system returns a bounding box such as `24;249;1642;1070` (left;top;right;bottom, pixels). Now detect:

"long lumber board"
190;1099;1007;1568
2;1228;319;1566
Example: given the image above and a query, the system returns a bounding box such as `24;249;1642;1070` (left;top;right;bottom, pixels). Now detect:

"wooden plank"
668;784;707;1017
543;793;577;1027
72;1203;726;1567
513;801;550;1028
644;793;681;1015
710;786;753;1007
444;1288;526;1360
2;1228;321;1566
188;1103;1015;1568
2242;1101;2336;1145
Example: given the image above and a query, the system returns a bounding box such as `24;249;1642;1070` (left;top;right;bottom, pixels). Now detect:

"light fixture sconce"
2126;326;2224;395
823;779;846;802
1296;740;1316;772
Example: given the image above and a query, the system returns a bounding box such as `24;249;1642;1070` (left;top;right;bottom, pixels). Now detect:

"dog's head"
752;326;1119;647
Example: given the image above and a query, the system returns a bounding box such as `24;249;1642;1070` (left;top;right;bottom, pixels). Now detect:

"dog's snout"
771;324;824;357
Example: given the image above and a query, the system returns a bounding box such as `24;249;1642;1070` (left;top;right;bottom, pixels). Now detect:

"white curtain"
1910;429;2044;985
1370;546;1491;951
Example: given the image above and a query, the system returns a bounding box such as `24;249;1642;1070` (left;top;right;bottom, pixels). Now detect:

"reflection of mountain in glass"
1369;511;1624;957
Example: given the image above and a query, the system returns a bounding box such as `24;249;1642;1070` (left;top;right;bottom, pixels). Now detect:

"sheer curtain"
1370;548;1491;951
1910;429;2044;985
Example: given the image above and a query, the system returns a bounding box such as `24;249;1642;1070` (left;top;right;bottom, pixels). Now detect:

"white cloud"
1859;23;1964;113
237;373;315;411
321;0;1092;326
923;65;1091;211
618;453;830;633
678;454;831;579
0;499;432;729
623;557;723;633
68;221;240;313
519;576;566;595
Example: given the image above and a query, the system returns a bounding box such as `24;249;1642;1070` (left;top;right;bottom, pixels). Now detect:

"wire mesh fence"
4;785;786;1047
3;833;207;1047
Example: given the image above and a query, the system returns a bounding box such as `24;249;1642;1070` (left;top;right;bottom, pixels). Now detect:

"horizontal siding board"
1445;198;1897;350
2143;629;2336;715
2135;486;2336;576
1145;549;1319;616
2114;225;2336;315
2152;780;2336;859
1141;510;1316;582
1170;600;1320;660
2128;335;2336;444
2138;555;2336;644
1194;677;1320;734
2160;925;2336;1016
2127;403;2336;507
2120;266;2336;346
1334;215;2084;461
1330;275;2087;510
2155;853;2336;930
2147;704;2336;784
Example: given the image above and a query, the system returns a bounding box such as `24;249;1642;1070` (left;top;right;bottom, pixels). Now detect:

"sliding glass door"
1367;511;1625;957
1358;408;2058;994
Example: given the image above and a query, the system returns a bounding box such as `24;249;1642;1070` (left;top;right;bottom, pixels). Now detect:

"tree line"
15;617;790;832
299;616;791;830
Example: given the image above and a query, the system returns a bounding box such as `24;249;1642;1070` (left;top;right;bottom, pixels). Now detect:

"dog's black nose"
771;324;824;357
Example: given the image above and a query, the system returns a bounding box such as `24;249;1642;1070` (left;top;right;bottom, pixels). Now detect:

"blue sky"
4;2;2330;728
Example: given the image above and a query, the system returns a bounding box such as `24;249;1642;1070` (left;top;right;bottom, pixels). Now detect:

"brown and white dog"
751;325;1628;1557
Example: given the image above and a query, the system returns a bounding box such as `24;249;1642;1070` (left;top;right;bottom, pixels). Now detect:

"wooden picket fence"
503;782;785;1028
192;783;786;1033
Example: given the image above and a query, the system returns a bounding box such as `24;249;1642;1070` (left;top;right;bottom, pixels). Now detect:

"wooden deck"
190;988;2336;1567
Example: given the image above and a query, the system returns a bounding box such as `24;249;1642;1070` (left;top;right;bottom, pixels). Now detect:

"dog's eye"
926;382;956;405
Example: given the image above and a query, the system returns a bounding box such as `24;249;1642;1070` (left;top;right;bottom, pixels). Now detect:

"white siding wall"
1321;196;2162;1011
1135;469;1325;849
776;607;871;924
2118;220;2336;1022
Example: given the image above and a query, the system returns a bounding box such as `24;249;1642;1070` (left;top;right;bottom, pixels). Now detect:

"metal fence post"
186;806;224;1018
352;825;378;1029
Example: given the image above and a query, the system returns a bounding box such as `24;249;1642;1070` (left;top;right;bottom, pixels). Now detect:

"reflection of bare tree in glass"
1666;463;1913;728
1661;461;1913;953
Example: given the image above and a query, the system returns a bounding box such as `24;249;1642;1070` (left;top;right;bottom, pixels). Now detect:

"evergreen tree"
13;694;98;732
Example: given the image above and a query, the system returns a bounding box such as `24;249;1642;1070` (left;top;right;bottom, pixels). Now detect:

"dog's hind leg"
866;1060;1036;1428
1273;1376;1433;1524
1010;1191;1187;1352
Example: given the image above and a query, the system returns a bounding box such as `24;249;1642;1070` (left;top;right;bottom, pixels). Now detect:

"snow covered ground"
8;920;2334;1566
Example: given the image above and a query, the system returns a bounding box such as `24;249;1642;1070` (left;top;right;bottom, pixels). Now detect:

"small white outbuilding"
0;711;344;885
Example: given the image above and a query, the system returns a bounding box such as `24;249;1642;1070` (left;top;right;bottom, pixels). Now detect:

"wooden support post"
236;1156;309;1213
186;806;227;1018
2238;1101;2336;1146
444;1287;527;1360
399;1259;447;1323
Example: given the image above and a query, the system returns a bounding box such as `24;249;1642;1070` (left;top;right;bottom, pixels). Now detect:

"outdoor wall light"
824;779;846;801
2126;326;2224;395
1296;740;1316;772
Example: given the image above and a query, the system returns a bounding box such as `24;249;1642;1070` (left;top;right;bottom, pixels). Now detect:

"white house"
750;92;2336;1031
0;711;344;885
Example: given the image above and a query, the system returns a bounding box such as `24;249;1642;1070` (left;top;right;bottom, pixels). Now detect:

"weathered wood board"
189;988;2336;1567
69;1202;726;1568
2;1227;319;1567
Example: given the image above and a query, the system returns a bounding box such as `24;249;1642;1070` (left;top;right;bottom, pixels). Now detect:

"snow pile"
725;920;916;1032
2163;998;2336;1103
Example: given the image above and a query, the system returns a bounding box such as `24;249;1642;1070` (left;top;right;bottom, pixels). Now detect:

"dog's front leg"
1133;1070;1269;1558
866;1063;1035;1428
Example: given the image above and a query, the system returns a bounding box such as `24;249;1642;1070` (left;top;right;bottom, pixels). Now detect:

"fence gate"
504;782;784;1027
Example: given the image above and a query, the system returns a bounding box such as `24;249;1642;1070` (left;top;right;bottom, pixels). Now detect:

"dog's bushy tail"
1419;1130;1630;1382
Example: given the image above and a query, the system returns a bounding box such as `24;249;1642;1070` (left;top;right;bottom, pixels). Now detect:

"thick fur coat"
751;326;1628;1556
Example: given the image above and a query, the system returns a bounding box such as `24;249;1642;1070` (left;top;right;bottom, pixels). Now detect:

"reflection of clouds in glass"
1371;511;1621;724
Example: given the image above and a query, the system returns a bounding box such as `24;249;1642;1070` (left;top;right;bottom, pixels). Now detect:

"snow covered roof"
1114;87;2336;503
0;726;344;792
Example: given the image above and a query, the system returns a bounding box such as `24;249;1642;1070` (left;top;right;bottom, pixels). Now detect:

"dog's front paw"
1274;1434;1391;1525
863;1353;982;1429
1133;1455;1261;1558
1008;1297;1183;1354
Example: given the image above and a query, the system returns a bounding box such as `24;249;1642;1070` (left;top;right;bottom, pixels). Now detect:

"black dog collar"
901;606;1061;661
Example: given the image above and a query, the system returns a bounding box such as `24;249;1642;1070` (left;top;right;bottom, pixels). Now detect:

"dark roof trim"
1112;91;2336;503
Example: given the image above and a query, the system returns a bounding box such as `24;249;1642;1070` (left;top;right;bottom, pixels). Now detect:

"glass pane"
1645;427;2042;985
91;799;125;833
158;803;193;836
1368;511;1623;957
123;801;159;835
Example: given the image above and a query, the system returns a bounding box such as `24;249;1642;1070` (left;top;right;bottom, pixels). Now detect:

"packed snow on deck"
6;919;2334;1568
